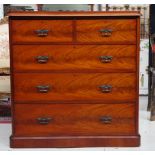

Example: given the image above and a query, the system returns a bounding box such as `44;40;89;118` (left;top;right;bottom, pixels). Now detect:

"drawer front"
13;45;136;72
11;20;72;43
76;19;136;43
14;103;136;136
13;73;136;102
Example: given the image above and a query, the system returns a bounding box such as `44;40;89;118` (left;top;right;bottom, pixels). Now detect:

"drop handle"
35;29;49;37
99;29;113;37
36;56;49;63
36;85;51;93
100;116;112;124
99;85;112;93
99;56;113;63
37;117;52;125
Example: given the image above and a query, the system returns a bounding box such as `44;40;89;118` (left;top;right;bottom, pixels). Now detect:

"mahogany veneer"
9;11;140;148
13;73;136;102
13;45;136;72
14;103;135;136
11;20;73;43
76;19;136;43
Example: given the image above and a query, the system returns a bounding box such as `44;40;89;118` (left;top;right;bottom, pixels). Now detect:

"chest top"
8;11;140;44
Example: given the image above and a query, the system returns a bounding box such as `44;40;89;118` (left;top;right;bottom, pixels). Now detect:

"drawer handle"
99;85;112;93
100;116;112;124
35;29;49;37
99;29;112;37
36;85;51;93
37;117;52;125
99;56;113;63
36;56;49;63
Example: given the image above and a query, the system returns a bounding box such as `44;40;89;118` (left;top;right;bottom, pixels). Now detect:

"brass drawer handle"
35;29;49;37
36;85;51;93
99;29;112;37
100;116;112;124
99;56;113;63
99;85;112;93
37;117;52;125
36;56;49;63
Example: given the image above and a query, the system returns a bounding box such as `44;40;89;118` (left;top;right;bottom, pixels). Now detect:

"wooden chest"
9;11;140;148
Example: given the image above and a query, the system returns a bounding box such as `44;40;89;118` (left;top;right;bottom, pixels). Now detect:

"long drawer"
11;20;73;43
76;19;136;43
13;73;136;102
12;45;136;72
14;103;136;136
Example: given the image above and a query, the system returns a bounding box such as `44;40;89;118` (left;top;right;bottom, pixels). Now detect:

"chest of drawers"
9;11;140;148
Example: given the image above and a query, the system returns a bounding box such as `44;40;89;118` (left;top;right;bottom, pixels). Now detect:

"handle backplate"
35;29;49;37
36;56;49;63
100;116;112;124
36;85;51;93
99;85;112;93
99;29;112;37
37;117;52;125
99;56;113;63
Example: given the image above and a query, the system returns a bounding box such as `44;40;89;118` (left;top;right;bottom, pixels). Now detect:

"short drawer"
11;20;72;43
12;45;136;72
13;73;136;102
76;19;136;43
14;103;136;136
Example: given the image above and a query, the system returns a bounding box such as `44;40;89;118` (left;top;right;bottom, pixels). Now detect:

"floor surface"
0;96;155;151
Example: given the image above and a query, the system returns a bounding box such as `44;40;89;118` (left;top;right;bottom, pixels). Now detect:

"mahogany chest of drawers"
9;11;140;148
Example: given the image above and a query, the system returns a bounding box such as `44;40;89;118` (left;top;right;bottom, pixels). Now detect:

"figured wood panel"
13;73;136;102
11;20;72;43
12;45;136;72
76;19;136;43
14;103;136;136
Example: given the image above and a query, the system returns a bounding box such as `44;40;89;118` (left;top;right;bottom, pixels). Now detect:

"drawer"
11;20;72;43
13;73;136;102
76;19;136;43
13;45;136;72
14;103;136;136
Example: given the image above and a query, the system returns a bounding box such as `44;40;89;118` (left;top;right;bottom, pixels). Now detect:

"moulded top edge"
8;11;141;17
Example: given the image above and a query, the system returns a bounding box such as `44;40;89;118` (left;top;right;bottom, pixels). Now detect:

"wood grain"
9;12;140;148
8;11;141;17
14;103;136;136
76;19;136;43
13;73;136;102
135;17;140;134
12;45;136;72
11;20;73;43
10;135;140;148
